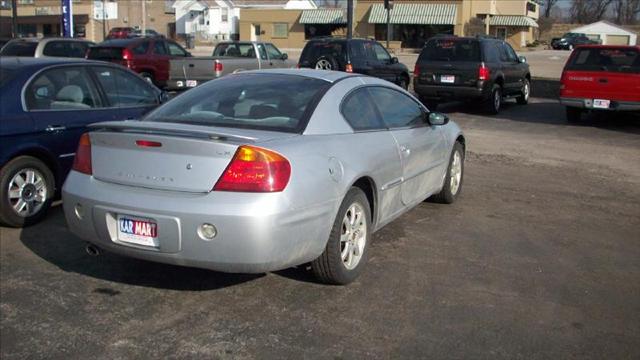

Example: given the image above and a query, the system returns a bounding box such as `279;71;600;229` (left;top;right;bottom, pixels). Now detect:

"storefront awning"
488;15;539;28
368;3;457;25
299;9;347;24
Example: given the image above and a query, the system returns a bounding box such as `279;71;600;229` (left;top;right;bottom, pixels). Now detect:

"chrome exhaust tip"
85;244;101;257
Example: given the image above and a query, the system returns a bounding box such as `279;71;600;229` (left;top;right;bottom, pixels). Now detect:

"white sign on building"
93;1;118;20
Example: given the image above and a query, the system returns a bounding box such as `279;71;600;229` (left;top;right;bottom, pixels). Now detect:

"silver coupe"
63;69;465;284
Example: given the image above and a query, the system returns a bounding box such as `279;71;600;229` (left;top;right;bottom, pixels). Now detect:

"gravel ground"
1;97;639;359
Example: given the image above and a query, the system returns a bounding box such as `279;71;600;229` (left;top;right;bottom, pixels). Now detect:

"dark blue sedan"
0;57;166;227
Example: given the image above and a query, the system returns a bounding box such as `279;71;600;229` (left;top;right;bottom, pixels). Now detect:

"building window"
496;27;507;40
526;2;536;13
17;0;34;4
273;23;288;38
221;8;228;22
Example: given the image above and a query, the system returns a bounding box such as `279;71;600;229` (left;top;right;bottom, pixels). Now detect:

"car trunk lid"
88;121;296;193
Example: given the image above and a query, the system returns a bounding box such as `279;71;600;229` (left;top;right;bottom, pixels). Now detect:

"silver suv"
0;38;95;58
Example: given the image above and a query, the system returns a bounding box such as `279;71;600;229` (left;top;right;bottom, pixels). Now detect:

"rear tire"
0;156;55;228
566;106;583;122
140;72;154;85
312;187;371;285
431;142;464;204
516;78;530;105
314;56;338;71
484;84;502;114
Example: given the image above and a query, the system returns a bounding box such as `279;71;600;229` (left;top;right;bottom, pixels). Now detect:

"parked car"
87;37;191;87
167;41;294;90
413;36;531;114
0;57;166;227
560;45;640;121
62;69;465;285
551;33;599;51
298;37;411;89
106;27;136;40
0;38;95;58
131;29;163;38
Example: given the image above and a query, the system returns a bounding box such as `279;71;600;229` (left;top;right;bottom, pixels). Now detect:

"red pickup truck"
87;37;191;88
560;45;640;121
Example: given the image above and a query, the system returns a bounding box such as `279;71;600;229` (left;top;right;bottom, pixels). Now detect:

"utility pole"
11;0;17;38
346;0;353;39
102;0;106;40
142;0;147;34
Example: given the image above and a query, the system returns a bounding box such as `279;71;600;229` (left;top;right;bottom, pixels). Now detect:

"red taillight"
478;63;490;81
345;63;353;73
122;48;133;60
135;140;162;147
72;133;92;175
214;145;291;192
214;60;223;76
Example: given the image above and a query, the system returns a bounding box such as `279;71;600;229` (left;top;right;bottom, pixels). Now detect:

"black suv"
551;33;598;50
413;36;530;114
298;37;411;89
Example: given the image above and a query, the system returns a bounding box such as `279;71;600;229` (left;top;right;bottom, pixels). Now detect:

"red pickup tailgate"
561;46;640;102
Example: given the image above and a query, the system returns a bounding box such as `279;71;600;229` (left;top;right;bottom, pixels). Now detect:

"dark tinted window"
153;40;167;55
341;88;384;131
42;41;90;58
87;47;124;60
348;41;368;61
0;41;37;56
301;41;346;65
368;87;424;129
146;74;330;133
25;67;101;110
132;41;150;55
483;42;500;63
567;48;640;73
419;38;481;62
501;42;518;62
213;43;255;57
91;66;157;107
372;42;391;62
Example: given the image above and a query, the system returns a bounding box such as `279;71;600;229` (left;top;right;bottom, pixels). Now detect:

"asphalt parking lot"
1;96;639;359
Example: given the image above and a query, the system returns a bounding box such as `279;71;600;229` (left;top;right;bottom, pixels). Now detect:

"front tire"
312;187;371;285
431;142;464;204
484;84;502;114
516;78;530;105
0;156;55;227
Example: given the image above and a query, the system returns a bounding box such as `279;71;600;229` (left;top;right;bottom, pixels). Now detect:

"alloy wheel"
449;151;462;195
315;59;332;70
340;202;367;270
8;168;48;217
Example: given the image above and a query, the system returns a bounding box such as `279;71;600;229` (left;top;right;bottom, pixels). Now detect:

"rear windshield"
567;47;639;73
419;38;481;62
300;41;346;64
0;41;37;57
145;74;330;133
87;47;123;60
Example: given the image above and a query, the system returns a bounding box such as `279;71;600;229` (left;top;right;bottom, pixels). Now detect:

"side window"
25;67;101;110
367;87;424;129
265;44;282;59
256;44;268;60
341;88;384;131
68;42;91;58
373;43;391;62
153;40;167;55
132;41;150;55
497;43;509;62
362;41;378;62
42;41;69;57
502;42;518;63
167;41;188;56
91;66;157;107
348;41;367;61
483;42;499;63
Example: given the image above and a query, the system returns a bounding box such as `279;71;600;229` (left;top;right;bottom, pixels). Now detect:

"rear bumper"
413;82;487;101
560;97;640;111
62;171;336;273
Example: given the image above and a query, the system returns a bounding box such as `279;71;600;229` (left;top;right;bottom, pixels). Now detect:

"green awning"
488;15;539;28
368;3;457;25
299;9;347;24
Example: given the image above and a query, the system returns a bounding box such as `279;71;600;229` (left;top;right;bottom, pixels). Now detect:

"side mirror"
281;53;288;60
158;90;170;104
391;57;399;64
518;56;527;64
428;112;449;126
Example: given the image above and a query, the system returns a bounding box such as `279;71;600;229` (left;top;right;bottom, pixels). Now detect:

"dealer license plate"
186;80;198;87
440;75;455;84
117;215;158;247
593;99;610;109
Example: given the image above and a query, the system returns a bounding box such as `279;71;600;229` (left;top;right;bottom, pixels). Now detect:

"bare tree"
613;0;640;24
544;0;559;18
570;0;615;23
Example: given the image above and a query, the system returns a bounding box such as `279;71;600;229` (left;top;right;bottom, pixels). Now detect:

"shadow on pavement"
20;206;263;291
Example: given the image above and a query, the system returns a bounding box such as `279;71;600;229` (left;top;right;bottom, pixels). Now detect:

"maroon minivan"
87;37;191;88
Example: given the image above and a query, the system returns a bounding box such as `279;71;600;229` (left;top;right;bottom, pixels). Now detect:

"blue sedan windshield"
145;74;331;133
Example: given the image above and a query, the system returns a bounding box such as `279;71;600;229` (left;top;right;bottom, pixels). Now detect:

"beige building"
0;0;177;42
240;0;540;50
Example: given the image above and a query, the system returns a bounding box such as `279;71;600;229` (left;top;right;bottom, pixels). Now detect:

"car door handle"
400;146;411;156
45;125;66;132
188;64;195;68
599;78;608;83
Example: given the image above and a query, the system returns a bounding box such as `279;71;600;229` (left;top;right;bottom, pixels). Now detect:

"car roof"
96;38;147;47
239;68;358;83
575;44;640;50
0;56;118;71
